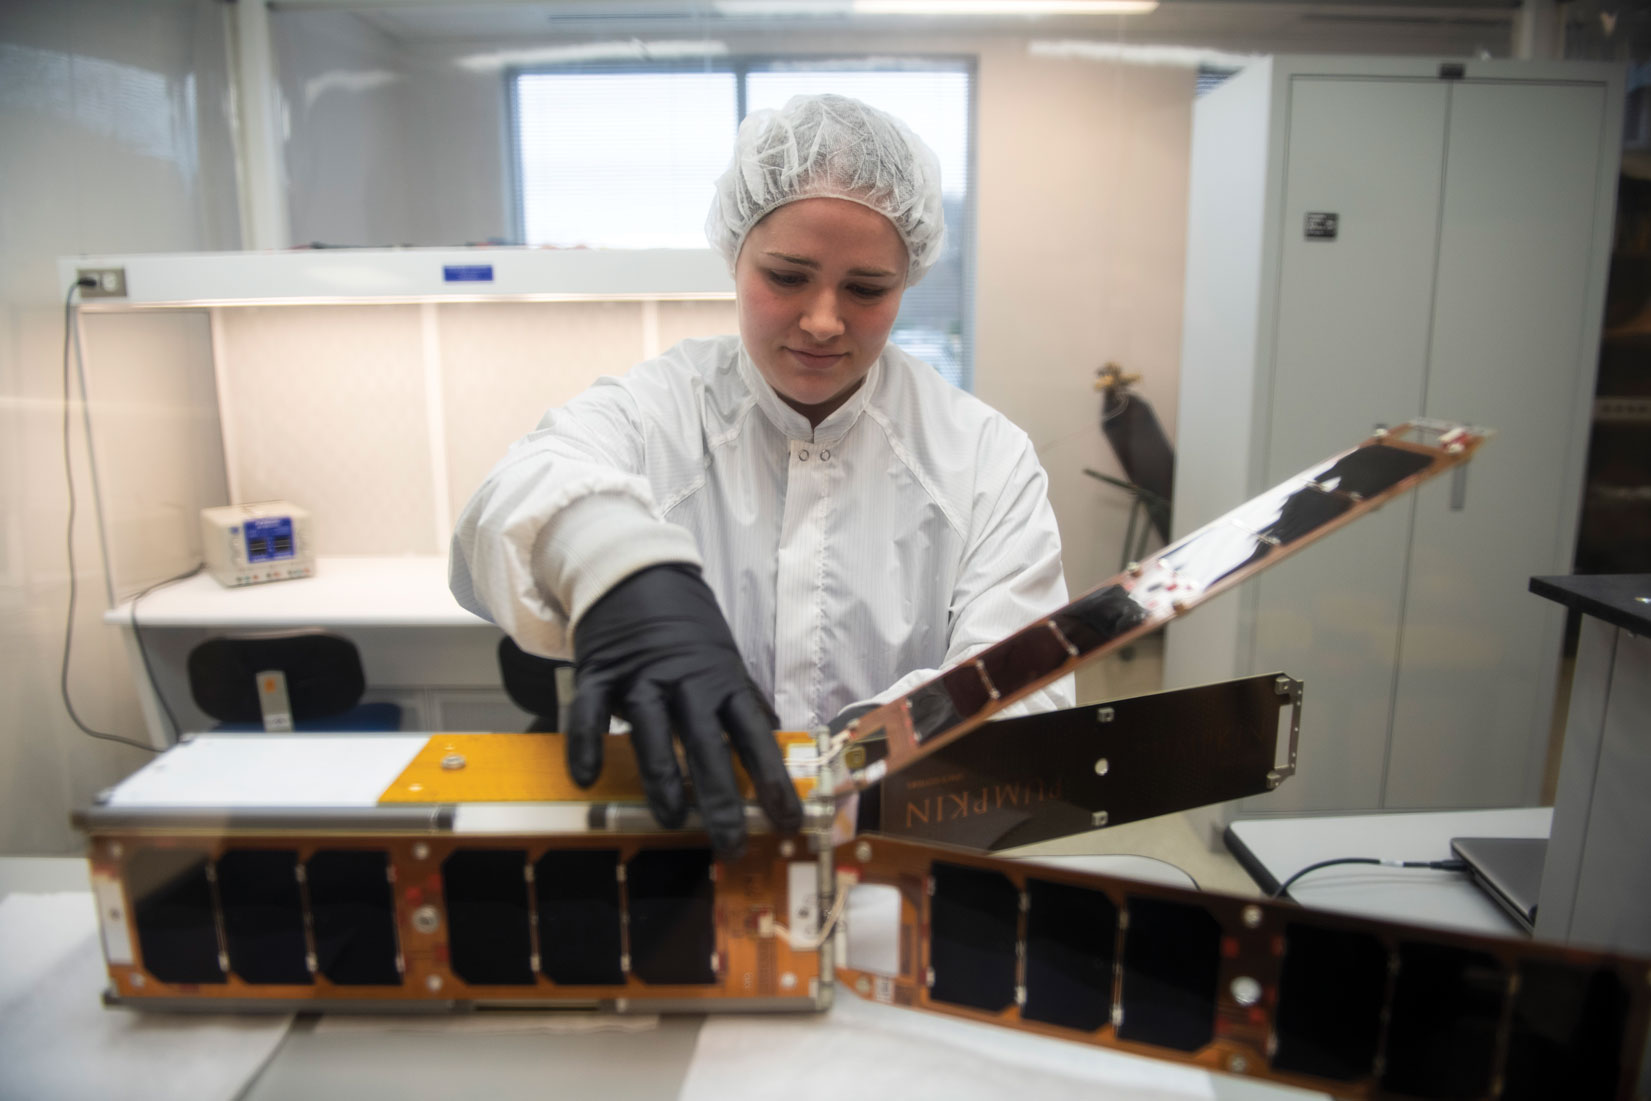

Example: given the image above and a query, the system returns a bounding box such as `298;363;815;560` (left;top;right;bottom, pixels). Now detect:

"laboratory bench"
104;555;529;746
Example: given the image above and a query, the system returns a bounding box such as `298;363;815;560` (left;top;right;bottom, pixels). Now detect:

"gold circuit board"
377;730;821;805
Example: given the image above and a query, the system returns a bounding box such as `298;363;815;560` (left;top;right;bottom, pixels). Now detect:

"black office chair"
497;636;575;733
188;632;402;732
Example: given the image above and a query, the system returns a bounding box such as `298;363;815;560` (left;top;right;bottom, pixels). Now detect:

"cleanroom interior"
2;1;1649;1095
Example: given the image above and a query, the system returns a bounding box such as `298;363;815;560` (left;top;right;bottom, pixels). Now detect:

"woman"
451;94;1071;858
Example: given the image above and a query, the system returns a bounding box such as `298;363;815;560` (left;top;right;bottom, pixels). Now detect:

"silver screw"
854;841;873;864
411;905;441;934
781;972;797;990
1230;975;1262;1007
440;753;466;771
1227;1053;1250;1074
412;842;430;861
1242;905;1263;929
131;973;146;988
109;842;123;859
779;840;795;859
425;974;443;992
1094;758;1110;775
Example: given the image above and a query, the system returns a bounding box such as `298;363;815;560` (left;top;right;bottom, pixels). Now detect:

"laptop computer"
1450;836;1546;935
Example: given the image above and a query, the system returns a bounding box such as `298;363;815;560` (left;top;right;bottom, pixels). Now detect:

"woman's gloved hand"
568;563;803;859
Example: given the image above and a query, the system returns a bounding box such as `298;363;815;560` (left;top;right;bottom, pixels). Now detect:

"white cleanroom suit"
450;332;1074;731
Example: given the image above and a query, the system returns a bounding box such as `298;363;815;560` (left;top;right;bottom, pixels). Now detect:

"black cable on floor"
131;564;205;739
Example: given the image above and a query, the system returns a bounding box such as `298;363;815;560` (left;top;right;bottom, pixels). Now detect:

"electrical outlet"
77;267;127;298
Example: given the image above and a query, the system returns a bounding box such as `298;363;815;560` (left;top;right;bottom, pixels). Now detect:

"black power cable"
130;563;205;739
1271;856;1468;900
58;276;164;754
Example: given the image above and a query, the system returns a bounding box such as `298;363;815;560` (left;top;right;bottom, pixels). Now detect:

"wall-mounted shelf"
56;247;734;309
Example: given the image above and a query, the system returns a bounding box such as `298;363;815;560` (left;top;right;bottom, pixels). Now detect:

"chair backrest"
496;636;574;733
188;633;366;727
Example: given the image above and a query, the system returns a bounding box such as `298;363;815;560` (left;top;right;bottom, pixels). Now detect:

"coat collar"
737;343;882;446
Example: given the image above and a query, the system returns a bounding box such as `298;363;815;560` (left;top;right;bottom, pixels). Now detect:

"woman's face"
735;197;908;426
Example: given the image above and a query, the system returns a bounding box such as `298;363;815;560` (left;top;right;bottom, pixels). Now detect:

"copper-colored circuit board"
89;832;824;1010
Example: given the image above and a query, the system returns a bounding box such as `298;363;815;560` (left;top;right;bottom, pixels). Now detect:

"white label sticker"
786;862;818;951
93;874;134;965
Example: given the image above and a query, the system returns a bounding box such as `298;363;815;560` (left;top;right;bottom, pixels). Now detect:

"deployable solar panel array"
837;420;1488;792
839;837;1650;1101
865;671;1304;851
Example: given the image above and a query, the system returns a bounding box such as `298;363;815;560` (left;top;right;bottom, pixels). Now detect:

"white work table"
102;556;524;745
0;854;1324;1101
103;555;484;628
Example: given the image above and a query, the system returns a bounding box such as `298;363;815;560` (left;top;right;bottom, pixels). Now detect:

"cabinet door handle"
1450;465;1469;511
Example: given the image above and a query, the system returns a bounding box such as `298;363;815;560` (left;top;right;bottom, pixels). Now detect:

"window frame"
505;53;978;389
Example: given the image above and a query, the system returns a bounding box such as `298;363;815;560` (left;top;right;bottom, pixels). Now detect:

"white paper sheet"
107;733;429;807
680;990;1225;1101
0;892;293;1101
0;891;98;1006
312;1012;660;1036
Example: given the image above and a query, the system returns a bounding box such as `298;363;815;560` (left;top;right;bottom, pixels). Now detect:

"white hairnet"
706;93;947;287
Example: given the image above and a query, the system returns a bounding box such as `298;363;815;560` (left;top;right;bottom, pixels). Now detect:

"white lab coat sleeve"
449;375;703;660
841;427;1075;721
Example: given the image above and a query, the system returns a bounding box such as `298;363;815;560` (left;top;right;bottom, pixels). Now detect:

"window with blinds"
510;59;976;388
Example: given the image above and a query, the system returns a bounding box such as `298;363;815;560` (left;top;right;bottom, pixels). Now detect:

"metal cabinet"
1166;57;1623;815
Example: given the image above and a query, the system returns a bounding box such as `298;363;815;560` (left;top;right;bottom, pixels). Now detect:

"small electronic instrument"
200;501;314;588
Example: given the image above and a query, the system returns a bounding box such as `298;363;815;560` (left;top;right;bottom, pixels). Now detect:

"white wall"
94;297;738;561
0;0;239;854
970;43;1193;705
272;11;417;248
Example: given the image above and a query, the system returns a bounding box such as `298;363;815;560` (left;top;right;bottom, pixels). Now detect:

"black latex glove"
568;563;803;859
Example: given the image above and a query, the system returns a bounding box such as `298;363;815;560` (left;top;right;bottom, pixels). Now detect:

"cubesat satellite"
78;421;1650;1100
